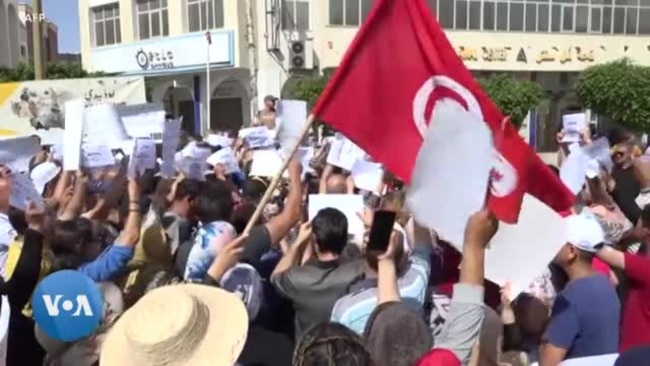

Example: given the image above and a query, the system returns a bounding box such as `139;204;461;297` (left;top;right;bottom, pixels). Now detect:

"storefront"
446;32;650;152
88;30;251;134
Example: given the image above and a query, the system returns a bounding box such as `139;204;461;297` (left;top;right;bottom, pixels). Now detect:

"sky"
21;0;81;53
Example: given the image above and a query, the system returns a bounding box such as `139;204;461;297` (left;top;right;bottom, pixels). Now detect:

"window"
525;3;536;31
613;6;625;33
91;4;121;47
538;3;549;31
510;2;524;31
639;8;650;33
283;0;310;30
575;5;589;32
136;0;168;39
591;6;602;32
455;0;468;29
626;7;638;33
187;0;224;32
328;0;371;26
496;1;508;30
562;5;574;31
484;0;496;30
438;0;454;28
469;0;481;29
551;4;561;31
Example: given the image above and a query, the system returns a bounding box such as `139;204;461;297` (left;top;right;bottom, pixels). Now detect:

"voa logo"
41;294;94;317
32;270;104;341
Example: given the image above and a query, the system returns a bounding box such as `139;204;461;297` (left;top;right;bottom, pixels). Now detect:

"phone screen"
367;210;397;252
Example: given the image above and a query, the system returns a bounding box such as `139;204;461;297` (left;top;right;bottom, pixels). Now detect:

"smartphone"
367;210;397;252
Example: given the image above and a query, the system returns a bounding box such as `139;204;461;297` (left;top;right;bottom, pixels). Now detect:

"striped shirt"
330;243;432;334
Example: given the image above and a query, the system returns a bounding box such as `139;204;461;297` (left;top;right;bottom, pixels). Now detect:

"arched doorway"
7;3;18;67
211;78;247;132
0;0;9;67
162;86;195;133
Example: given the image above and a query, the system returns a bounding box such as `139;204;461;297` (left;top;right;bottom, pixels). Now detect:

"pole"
205;31;211;134
244;0;259;120
243;114;316;234
32;0;45;80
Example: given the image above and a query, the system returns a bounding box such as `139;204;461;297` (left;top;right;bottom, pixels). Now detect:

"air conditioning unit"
288;40;314;70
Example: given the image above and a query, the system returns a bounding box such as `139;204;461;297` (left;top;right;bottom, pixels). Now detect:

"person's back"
270;208;364;340
550;274;620;359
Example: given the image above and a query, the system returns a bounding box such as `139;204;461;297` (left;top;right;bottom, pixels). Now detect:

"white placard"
308;194;365;235
81;143;116;169
118;103;166;141
561;113;587;143
326;137;363;171
63;100;86;171
531;353;617;366
0;135;41;173
206;134;233;148
406;100;493;250
277;100;308;155
207;147;240;174
351;160;383;193
250;150;283;177
180;146;211;181
239;127;274;148
485;194;567;299
128;138;156;178
160;119;181;178
83;104;131;149
9;173;45;211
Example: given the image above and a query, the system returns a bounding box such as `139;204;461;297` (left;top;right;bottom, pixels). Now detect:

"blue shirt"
544;274;620;360
77;244;134;282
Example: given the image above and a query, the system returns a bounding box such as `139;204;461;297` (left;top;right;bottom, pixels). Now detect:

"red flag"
311;0;574;223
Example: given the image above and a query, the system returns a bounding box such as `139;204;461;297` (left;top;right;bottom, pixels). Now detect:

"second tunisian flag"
310;0;574;223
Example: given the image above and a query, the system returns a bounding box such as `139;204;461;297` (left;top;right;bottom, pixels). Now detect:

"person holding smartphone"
330;212;434;334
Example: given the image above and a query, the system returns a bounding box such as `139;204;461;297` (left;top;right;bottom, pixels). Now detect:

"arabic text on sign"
536;46;595;64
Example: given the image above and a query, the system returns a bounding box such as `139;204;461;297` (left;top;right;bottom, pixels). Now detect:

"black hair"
641;204;650;228
49;219;95;271
173;179;203;202
195;180;234;223
243;178;268;202
7;206;27;236
312;208;348;255
293;322;371;366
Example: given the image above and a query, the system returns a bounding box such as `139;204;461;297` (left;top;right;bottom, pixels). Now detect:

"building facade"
0;0;22;68
18;3;59;64
78;0;252;134
78;0;650;149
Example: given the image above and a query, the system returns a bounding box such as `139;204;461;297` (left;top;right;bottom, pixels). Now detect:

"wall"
0;0;22;68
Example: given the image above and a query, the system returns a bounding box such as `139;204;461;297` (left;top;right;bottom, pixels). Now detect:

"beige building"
0;0;22;68
79;0;650;150
18;3;59;64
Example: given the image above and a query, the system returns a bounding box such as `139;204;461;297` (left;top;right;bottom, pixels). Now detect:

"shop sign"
457;46;512;62
536;46;595;64
135;49;175;70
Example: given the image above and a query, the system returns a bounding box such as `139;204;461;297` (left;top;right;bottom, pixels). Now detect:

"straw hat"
100;284;248;366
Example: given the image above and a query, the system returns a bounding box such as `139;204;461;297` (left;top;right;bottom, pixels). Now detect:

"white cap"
564;212;605;252
30;162;61;195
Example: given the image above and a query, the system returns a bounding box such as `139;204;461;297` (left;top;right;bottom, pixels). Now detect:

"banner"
0;76;146;144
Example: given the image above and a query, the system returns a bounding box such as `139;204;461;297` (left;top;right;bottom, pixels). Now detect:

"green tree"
477;74;544;129
0;62;113;83
575;58;650;132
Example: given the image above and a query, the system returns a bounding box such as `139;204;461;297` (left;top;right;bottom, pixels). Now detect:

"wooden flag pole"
243;114;316;234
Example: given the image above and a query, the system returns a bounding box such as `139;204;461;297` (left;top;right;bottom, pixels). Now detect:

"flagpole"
243;114;316;234
205;31;212;134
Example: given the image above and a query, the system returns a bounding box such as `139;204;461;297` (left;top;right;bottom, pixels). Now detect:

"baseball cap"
220;263;263;322
30;162;61;195
564;212;605;252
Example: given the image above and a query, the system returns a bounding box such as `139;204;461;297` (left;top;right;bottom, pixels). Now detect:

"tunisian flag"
310;0;574;223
